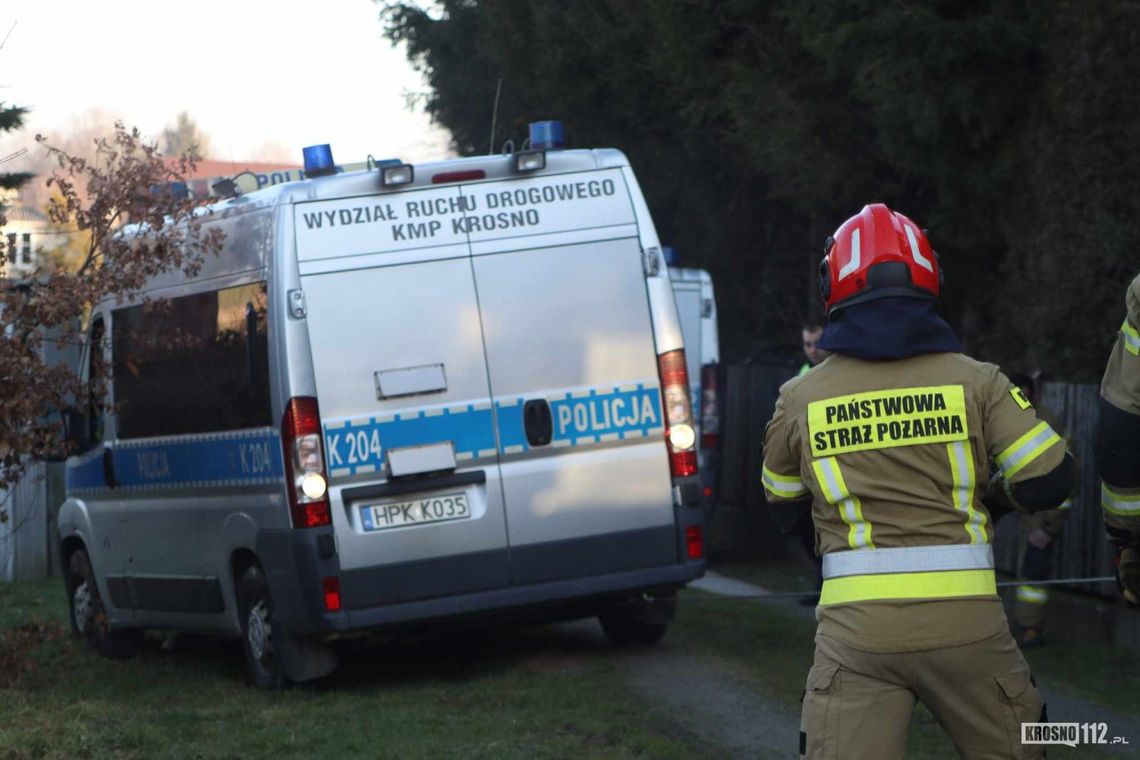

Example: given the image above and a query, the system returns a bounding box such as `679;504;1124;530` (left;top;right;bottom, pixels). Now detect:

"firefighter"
799;320;831;377
1006;373;1072;647
1097;273;1140;605
762;204;1075;759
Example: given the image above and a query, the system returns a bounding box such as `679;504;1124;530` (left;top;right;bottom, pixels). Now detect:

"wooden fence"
711;365;1117;595
0;461;66;583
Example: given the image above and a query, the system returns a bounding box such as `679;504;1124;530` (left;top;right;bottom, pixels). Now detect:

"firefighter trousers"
800;630;1046;759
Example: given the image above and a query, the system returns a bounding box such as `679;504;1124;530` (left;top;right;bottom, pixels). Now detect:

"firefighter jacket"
763;352;1069;652
1099;273;1140;544
1027;404;1071;537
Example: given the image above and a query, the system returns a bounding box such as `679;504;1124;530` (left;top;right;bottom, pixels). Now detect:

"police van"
665;250;721;507
57;122;706;687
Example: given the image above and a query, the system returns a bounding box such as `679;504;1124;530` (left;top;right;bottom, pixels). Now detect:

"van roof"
223;147;633;209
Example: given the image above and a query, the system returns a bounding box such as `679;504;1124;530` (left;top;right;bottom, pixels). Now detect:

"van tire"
66;548;138;658
598;591;676;647
237;565;288;689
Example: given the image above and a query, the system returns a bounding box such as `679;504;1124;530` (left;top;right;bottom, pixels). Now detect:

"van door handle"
523;399;553;447
102;448;118;489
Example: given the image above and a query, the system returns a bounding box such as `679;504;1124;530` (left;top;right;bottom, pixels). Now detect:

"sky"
0;0;452;170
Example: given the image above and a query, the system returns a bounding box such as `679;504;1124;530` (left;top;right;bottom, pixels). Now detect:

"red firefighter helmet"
819;203;942;314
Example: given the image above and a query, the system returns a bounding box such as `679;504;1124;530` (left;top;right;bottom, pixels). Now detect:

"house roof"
2;205;49;224
163;158;301;180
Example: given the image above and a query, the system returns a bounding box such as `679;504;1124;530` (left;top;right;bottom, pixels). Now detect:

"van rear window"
112;282;271;439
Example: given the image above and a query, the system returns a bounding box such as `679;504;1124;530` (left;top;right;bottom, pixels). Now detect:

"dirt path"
618;637;801;759
547;615;801;758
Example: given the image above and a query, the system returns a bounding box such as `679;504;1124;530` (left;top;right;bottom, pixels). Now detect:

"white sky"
0;0;452;167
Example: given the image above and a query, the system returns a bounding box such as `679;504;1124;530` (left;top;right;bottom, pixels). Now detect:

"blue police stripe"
67;456;106;492
495;401;529;452
325;405;496;475
324;384;664;475
548;385;662;445
66;429;285;493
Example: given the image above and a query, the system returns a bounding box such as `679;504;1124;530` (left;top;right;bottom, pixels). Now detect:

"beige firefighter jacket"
763;352;1067;652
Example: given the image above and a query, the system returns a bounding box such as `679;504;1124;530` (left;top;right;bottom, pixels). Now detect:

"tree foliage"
161;111;211;160
0;102;32;193
380;0;1138;379
0;123;223;496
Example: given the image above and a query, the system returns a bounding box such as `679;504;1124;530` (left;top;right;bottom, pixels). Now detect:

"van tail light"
282;397;332;528
700;363;719;451
657;349;698;478
322;576;342;611
685;525;704;559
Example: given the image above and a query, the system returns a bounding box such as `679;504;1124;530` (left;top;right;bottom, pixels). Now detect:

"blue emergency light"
663;246;680;266
302;144;337;178
529;121;565;150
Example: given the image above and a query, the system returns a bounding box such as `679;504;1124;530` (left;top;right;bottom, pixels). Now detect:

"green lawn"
0;578;696;760
1020;639;1140;716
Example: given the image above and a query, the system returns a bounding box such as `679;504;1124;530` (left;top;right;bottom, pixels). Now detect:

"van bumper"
259;495;706;637
337;561;703;636
260;529;703;637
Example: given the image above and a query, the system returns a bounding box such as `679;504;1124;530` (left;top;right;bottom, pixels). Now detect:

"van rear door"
294;185;510;606
461;168;677;584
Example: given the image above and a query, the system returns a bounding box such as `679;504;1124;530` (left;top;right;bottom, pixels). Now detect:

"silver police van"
58;124;706;687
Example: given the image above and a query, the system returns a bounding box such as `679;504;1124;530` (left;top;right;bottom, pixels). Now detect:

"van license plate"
360;492;470;532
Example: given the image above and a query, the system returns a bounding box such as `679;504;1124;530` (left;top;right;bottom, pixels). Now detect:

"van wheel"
238;565;287;689
67;549;137;658
598;591;676;647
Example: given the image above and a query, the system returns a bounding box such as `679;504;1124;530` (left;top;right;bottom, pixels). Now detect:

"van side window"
87;317;106;445
112;282;271;439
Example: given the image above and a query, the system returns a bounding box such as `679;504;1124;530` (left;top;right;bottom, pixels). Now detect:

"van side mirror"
57;407;92;458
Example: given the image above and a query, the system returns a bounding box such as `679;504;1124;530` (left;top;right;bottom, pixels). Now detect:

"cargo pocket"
801;663;840;759
995;667;1045;759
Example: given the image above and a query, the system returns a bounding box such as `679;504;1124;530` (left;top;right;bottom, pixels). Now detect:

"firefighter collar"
819;298;961;360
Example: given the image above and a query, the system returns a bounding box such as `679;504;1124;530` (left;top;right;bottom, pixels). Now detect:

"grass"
0;578;697;760
8;563;1131;759
1021;640;1140;716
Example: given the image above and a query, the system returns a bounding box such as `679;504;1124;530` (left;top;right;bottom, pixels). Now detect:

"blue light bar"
663;246;680;266
529;120;565;150
302;144;337;178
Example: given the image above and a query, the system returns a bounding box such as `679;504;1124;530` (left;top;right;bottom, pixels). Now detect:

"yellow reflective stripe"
995;422;1062;479
1016;585;1049;604
811;457;874;549
761;465;808;498
819;569;996;606
1123;319;1140;356
1102;484;1140;516
947;440;987;544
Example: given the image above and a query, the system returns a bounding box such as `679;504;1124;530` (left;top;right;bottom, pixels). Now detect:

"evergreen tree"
0;102;32;195
380;0;1139;380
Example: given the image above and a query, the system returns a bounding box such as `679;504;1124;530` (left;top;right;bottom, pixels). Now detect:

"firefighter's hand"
983;470;1014;522
1118;547;1140;606
1027;528;1052;550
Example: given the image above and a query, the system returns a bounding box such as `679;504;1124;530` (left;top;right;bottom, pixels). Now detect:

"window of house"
20;233;31;265
112;282;271;439
5;233;15;265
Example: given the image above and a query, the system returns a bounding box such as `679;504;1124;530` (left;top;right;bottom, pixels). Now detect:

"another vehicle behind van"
666;250;721;509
